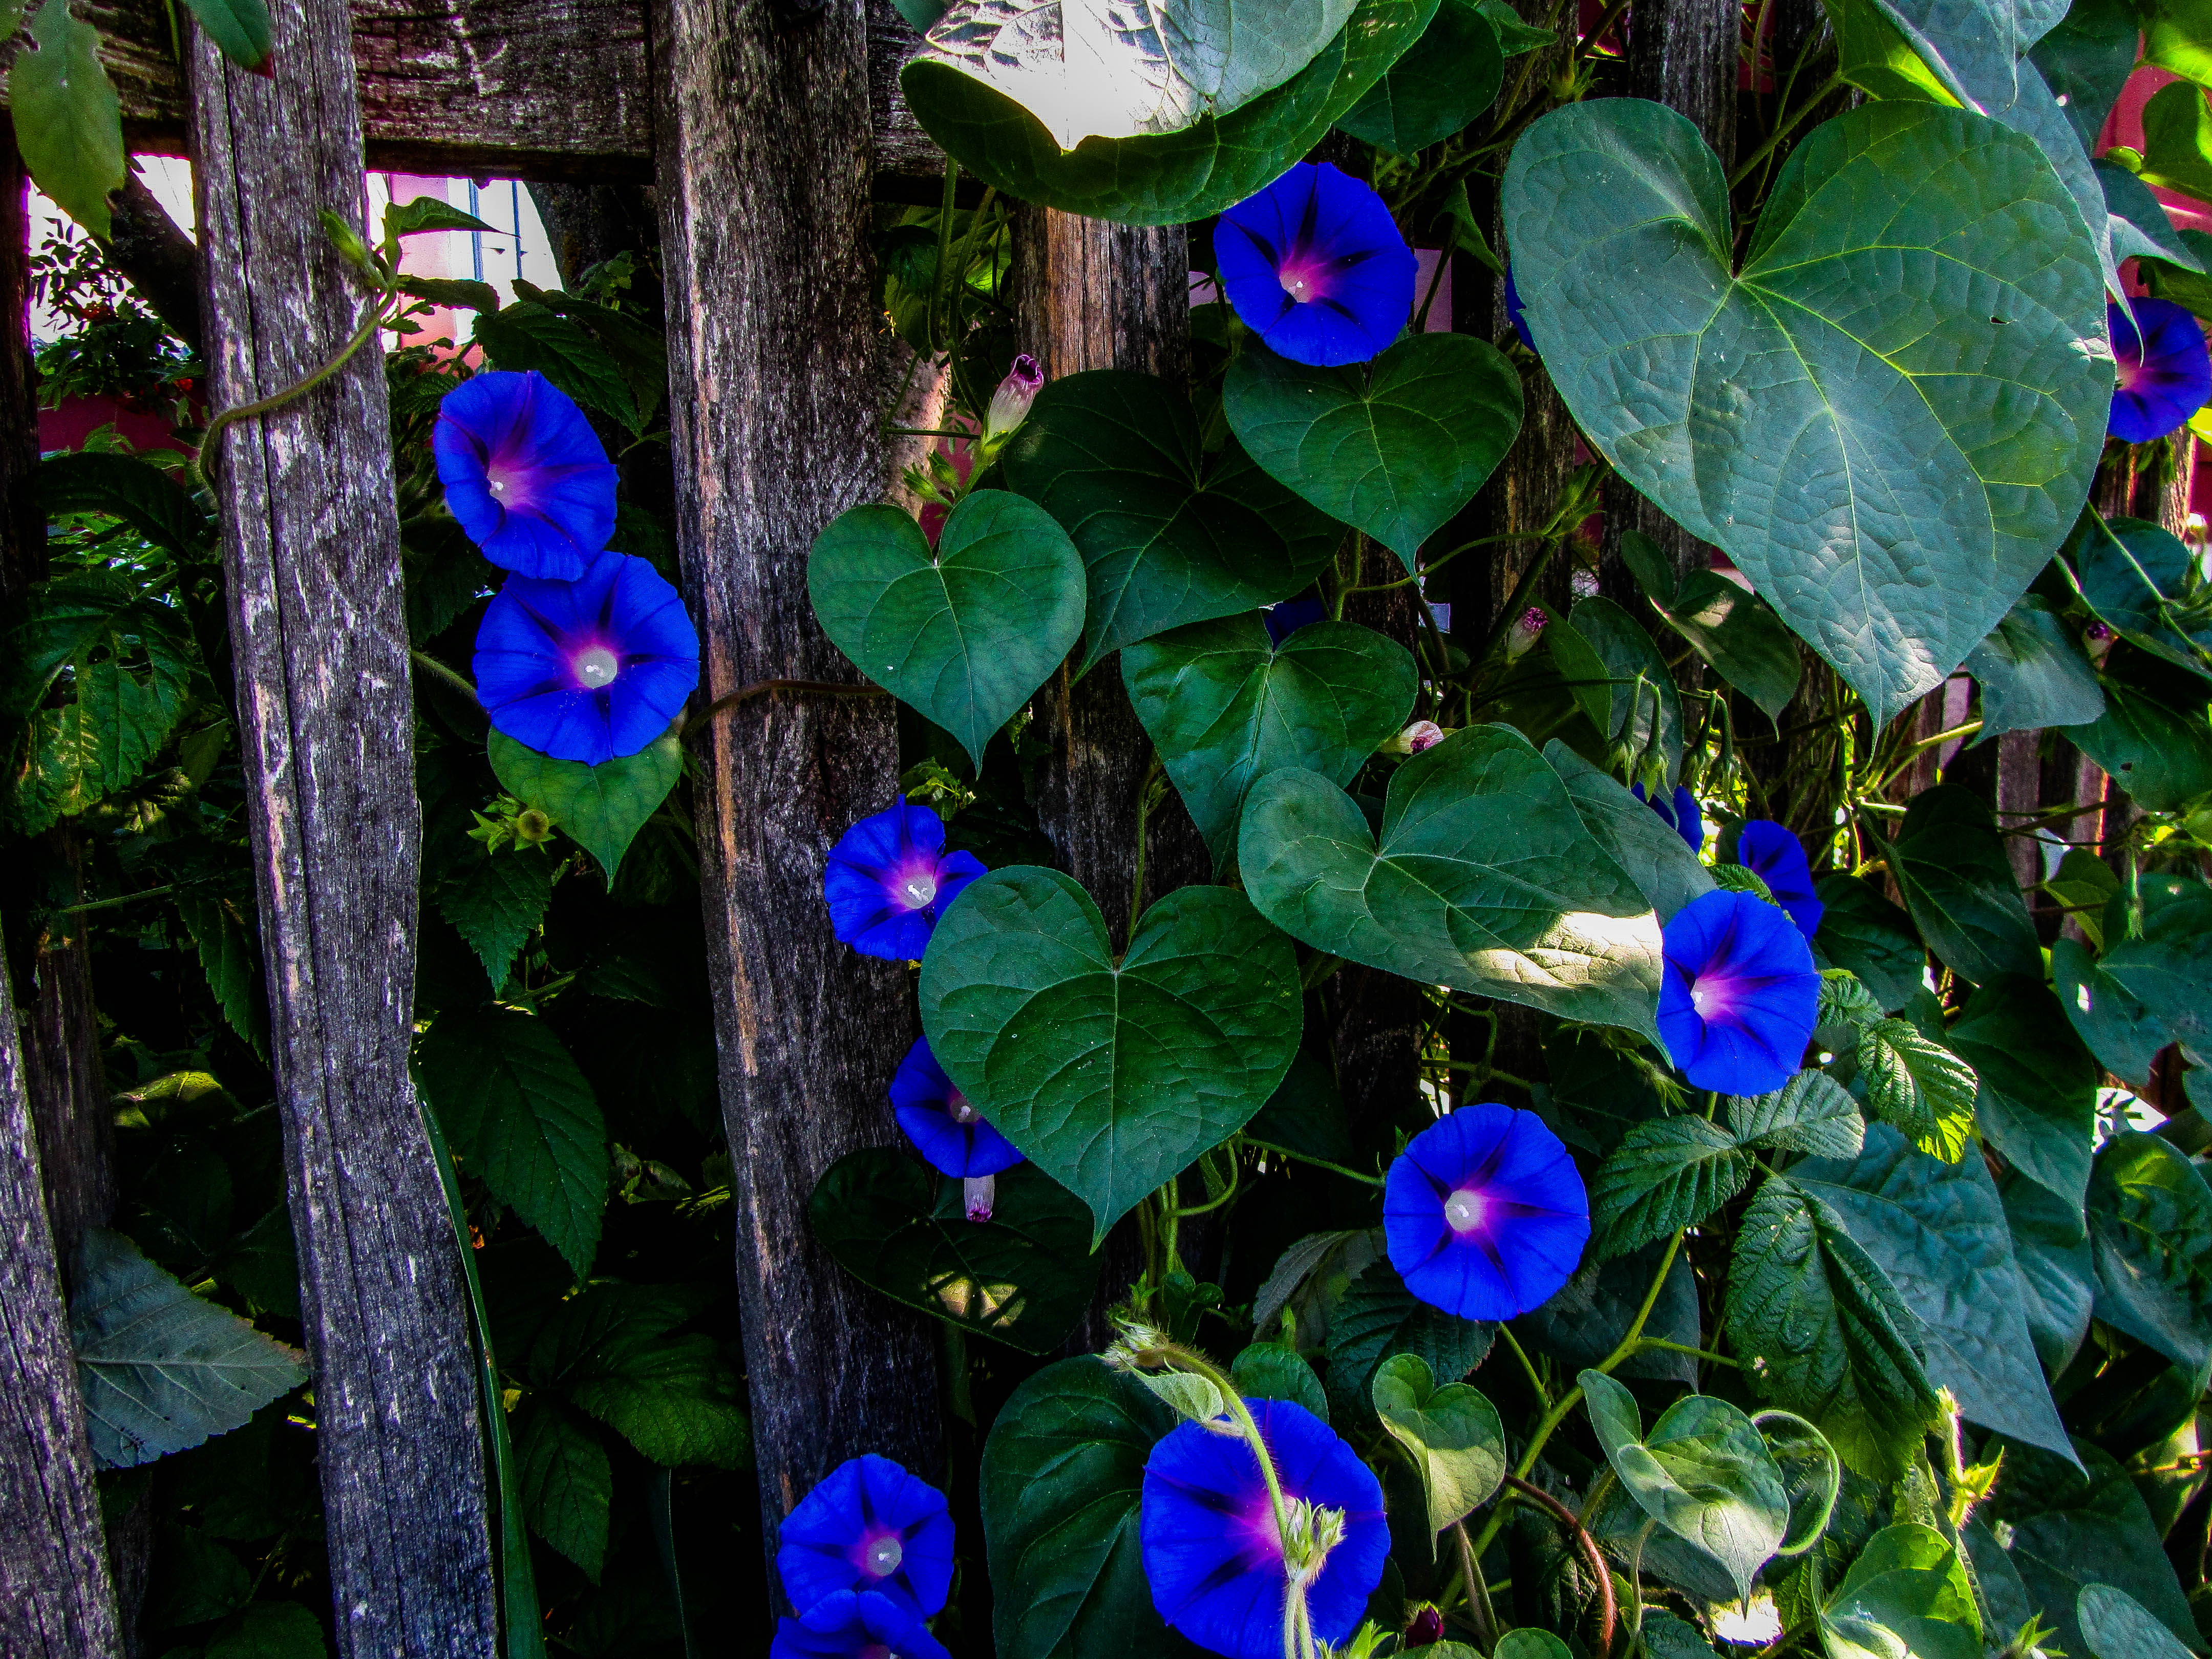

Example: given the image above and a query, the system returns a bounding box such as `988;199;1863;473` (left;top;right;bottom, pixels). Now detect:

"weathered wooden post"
650;0;943;1566
0;134;125;1659
184;4;498;1652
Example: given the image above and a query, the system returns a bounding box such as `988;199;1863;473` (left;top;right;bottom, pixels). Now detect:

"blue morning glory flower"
1737;821;1824;941
2110;298;2212;443
434;370;618;579
824;803;986;962
1503;266;1534;351
1217;162;1417;368
474;550;700;765
890;1037;1023;1179
769;1590;951;1659
1141;1398;1389;1659
1632;782;1704;855
1657;889;1820;1096
776;1454;955;1620
1263;595;1327;645
1383;1104;1589;1321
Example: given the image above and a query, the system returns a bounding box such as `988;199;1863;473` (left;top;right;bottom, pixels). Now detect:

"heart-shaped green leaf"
1224;334;1523;572
1004;371;1340;668
1371;1353;1506;1534
809;491;1085;771
902;0;1438;225
1820;1524;1981;1659
2086;1129;2212;1378
1124;613;1416;871
1581;1369;1791;1601
1622;533;1802;724
2075;663;2212;813
1543;740;1714;925
1231;1343;1330;1421
1888;785;2041;987
1238;726;1664;1039
2072;515;2212;683
490;730;682;883
1964;595;2105;741
1335;0;1504;154
1503;98;2106;722
807;1150;1103;1356
920;868;1302;1240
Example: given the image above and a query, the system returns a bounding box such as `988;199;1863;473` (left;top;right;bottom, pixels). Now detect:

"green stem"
1497;1323;1550;1409
57;884;176;916
1453;1520;1499;1653
1129;751;1166;943
1636;1336;1741;1368
928;159;959;355
412;649;479;703
1476;537;1563;667
196;288;396;488
1727;72;1845;187
1241;1138;1386;1187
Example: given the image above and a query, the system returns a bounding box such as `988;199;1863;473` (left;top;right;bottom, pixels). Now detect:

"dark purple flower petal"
1736;820;1824;941
1657;889;1820;1095
1263;595;1327;645
474;550;700;765
775;1455;956;1619
1141;1399;1389;1659
1503;266;1534;351
2110;298;2211;443
890;1036;1024;1179
769;1590;951;1659
824;803;988;962
1383;1104;1589;1320
434;370;618;578
1632;782;1705;855
1217;163;1416;368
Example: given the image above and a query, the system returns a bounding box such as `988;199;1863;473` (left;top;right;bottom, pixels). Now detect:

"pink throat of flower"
483;456;535;510
886;854;942;913
1689;973;1737;1022
1277;256;1330;306
948;1089;977;1125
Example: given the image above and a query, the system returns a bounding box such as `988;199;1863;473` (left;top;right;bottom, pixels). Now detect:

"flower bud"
1505;605;1548;661
1407;1606;1445;1647
962;1175;996;1223
1570;568;1601;600
984;354;1045;445
1383;719;1446;755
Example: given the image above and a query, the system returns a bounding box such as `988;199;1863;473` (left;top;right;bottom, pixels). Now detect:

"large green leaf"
1727;1177;1943;1479
2099;159;2201;271
473;303;643;433
417;1005;607;1278
1647;566;1805;724
1819;1523;1981;1659
515;1399;612;1582
1853;1016;1977;1162
1886;786;2041;988
1571;597;1684;788
2073;665;2212;813
1589;1116;1754;1261
1326;1258;1494;1413
902;0;1438;224
2003;1173;2097;1372
1124;613;1415;872
1517;1237;1704;1385
1813;876;1928;1014
1582;1370;1791;1600
2085;874;2212;1058
70;1228;308;1470
2084;1131;2212;1378
1796;1125;2073;1464
8;0;122;237
1371;1353;1505;1534
1238;726;1664;1038
981;1357;1197;1659
2051;935;2166;1089
2078;1584;2200;1659
1945;976;2098;1208
488;730;682;883
1003;371;1339;667
1231;1342;1330;1421
2072;516;2212;684
1223;334;1523;572
1964;595;2105;741
528;1285;751;1470
1543;739;1714;924
39;451;216;561
807;1150;1104;1355
435;852;555;991
1334;0;1503;153
176;895;269;1059
809;492;1086;771
1983;1438;2200;1657
920;868;1302;1241
1502;99;2105;724
2149;0;2212;88
1729;1071;1867;1160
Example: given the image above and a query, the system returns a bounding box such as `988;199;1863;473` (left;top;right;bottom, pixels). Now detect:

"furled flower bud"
962;1175;996;1223
1570;568;1601;599
1505;605;1548;661
1407;1606;1445;1646
1384;720;1447;755
984;354;1045;445
2086;620;2115;643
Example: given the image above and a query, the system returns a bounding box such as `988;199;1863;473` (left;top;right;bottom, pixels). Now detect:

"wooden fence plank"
650;0;943;1578
184;5;498;1653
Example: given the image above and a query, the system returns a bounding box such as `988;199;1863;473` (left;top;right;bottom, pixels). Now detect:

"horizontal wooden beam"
1;0;937;185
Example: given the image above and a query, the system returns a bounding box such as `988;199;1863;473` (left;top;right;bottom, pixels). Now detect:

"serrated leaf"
1727;1177;1942;1479
1543;739;1714;925
516;1398;612;1581
1728;1071;1866;1160
1945;976;2097;1208
39;451;215;560
1223;334;1523;571
473;304;642;433
1124;612;1416;872
488;730;682;883
176;895;269;1057
1796;1125;2075;1466
1252;1227;1381;1344
529;1284;750;1470
417;1006;606;1278
1371;1352;1505;1534
1239;726;1665;1040
70;1227;308;1469
396;275;502;313
807;1150;1104;1355
1816;970;1885;1035
2083;1131;2212;1378
920;869;1302;1242
1589;1115;1753;1260
811;492;1085;772
436;852;554;990
1855;1018;1977;1162
1502;98;2105;723
1326;1259;1494;1415
981;1357;1197;1659
1964;594;2104;741
1003;371;1338;668
1335;0;1503;153
1886;786;2040;988
8;0;123;238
